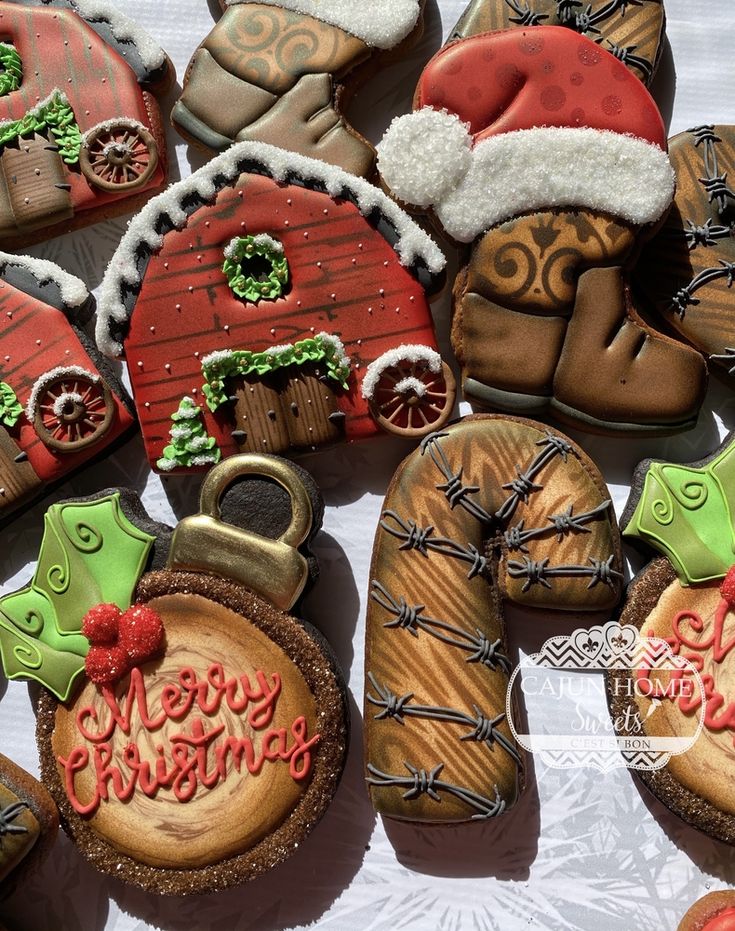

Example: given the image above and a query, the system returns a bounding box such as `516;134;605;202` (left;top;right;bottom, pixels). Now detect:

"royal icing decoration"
60;663;320;815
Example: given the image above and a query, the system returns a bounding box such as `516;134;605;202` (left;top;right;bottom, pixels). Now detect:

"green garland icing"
623;437;735;585
157;396;221;471
0;493;155;701
202;334;351;411
0;382;21;428
0;90;82;164
223;235;289;302
0;44;22;97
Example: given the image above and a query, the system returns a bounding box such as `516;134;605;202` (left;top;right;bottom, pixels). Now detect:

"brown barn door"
0;133;73;233
0;428;40;510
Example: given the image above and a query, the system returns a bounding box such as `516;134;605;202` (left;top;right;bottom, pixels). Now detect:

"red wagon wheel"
34;372;115;453
367;352;456;439
80;120;159;192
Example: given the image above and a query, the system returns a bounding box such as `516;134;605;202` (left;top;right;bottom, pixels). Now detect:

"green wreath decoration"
0;43;22;97
222;235;289;302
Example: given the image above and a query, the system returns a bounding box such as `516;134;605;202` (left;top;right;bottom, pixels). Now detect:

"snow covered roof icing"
96;140;447;359
0;252;90;314
5;0;167;79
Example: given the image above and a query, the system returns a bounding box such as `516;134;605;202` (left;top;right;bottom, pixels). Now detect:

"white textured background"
2;1;735;928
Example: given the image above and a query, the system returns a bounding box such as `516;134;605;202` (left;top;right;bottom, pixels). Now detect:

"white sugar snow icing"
361;345;442;400
0;251;89;309
223;0;420;49
394;376;428;398
97;141;446;358
252;234;284;254
51;392;84;418
377;110;473;208
378;117;675;243
26;366;99;421
65;0;166;70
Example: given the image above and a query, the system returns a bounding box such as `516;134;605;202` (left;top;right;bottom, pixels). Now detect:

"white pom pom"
377;108;473;208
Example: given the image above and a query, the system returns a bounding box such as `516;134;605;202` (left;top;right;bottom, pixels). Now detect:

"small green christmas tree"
157;396;221;471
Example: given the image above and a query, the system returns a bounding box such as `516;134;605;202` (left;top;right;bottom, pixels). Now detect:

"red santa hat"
377;26;675;243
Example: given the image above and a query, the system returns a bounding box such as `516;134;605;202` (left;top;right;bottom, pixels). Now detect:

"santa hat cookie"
378;26;675;242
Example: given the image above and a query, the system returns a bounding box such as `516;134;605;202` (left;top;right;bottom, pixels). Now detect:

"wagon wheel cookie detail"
29;368;114;453
678;891;735;931
608;433;735;845
362;347;456;439
364;415;623;822
80;121;159;193
0;459;348;894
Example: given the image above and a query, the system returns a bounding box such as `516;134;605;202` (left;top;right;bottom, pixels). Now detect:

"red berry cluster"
82;602;164;685
720;566;735;607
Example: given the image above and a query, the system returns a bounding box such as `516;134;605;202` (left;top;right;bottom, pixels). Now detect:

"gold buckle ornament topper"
169;454;313;611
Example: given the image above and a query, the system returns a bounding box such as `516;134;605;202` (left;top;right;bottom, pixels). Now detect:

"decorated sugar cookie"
449;0;665;85
0;457;347;894
679;892;735;931
364;414;623;821
96;141;455;472
609;433;735;844
0;0;173;248
0;753;58;897
0;253;135;526
172;0;425;175
636;126;735;381
378;25;707;435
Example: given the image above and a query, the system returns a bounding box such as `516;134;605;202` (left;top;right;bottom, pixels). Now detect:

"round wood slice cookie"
37;570;348;895
679;891;735;931
608;557;735;845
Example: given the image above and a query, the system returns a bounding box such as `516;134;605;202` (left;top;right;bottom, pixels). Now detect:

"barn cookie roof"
96;140;447;359
4;0;167;78
0;252;90;315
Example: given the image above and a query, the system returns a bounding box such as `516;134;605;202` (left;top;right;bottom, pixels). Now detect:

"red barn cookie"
172;0;425;176
378;26;707;436
0;253;135;526
0;0;173;248
636;126;735;380
449;0;666;86
0;457;348;894
364;415;623;822
96;141;454;473
609;433;735;844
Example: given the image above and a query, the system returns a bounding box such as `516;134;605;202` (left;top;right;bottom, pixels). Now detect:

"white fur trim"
96;141;446;358
223;0;420;49
429;127;675;242
0;251;89;309
361;345;442;400
377;110;474;209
